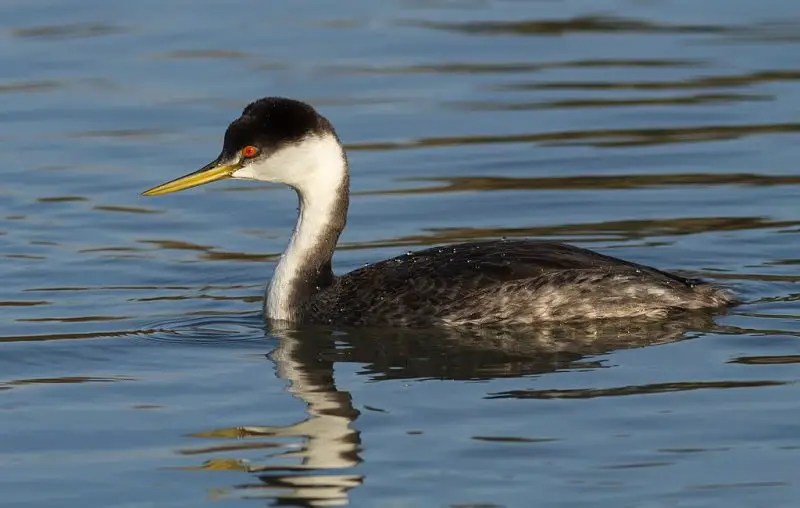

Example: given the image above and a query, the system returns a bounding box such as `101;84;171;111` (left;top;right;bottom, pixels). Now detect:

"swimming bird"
142;97;737;327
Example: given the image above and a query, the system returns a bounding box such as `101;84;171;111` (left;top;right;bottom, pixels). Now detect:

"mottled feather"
302;239;737;327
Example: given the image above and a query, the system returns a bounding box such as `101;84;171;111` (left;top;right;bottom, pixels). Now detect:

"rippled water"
2;0;799;506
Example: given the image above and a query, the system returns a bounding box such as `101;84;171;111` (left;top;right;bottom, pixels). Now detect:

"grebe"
143;97;737;327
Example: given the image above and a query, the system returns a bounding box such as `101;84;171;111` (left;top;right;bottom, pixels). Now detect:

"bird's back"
304;239;736;327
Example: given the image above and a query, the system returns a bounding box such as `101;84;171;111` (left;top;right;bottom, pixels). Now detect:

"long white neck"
260;135;349;322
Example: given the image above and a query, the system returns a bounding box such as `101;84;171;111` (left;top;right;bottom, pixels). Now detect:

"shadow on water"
323;57;706;77
346;122;800;151
406;14;800;42
406;15;732;36
179;313;728;506
337;216;799;252
360;173;800;196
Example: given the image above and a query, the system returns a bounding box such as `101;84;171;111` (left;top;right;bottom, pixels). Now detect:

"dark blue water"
1;1;799;506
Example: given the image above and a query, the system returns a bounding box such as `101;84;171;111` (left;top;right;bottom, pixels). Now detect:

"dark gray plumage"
302;239;737;327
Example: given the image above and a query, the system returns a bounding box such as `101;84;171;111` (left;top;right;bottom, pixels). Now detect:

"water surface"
1;0;799;506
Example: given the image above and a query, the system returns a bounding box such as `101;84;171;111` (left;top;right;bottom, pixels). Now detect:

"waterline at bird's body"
143;97;738;328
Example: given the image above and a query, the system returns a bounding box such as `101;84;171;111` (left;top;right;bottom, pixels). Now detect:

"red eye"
242;145;259;158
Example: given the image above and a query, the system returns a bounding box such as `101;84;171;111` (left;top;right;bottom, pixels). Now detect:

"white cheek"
230;136;345;194
232;154;300;185
231;162;264;181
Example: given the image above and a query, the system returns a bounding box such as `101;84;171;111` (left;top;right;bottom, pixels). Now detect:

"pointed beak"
141;158;242;196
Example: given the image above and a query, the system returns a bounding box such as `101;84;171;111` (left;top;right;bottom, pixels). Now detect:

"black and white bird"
143;97;737;327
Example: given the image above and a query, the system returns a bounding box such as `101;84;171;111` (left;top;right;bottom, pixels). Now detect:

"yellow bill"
141;159;241;196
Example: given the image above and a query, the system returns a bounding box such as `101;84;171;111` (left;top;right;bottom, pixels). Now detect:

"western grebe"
142;97;737;327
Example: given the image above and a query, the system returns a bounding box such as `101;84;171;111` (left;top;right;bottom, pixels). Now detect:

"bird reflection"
196;312;720;506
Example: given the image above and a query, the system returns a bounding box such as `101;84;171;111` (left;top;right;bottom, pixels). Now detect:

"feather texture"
302;240;737;327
